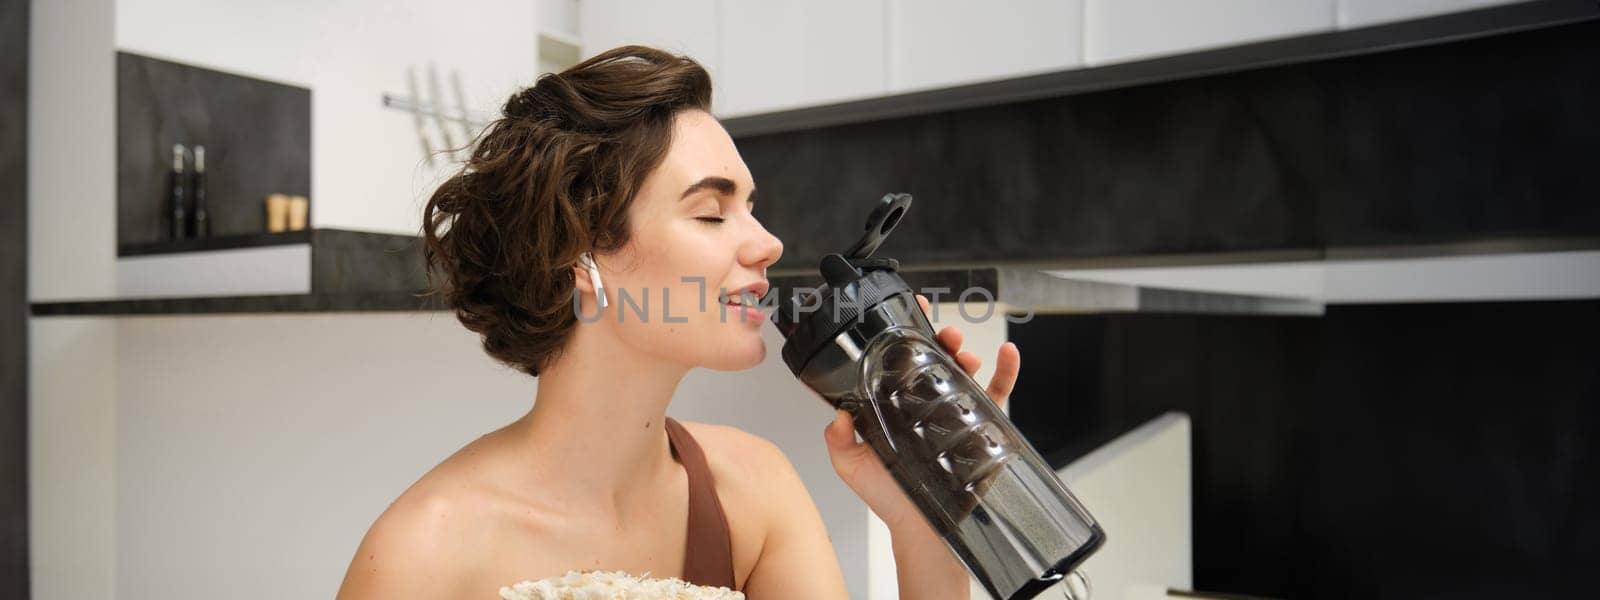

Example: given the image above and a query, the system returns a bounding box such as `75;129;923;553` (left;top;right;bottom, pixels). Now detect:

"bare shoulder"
336;449;514;600
337;483;493;599
670;420;822;541
674;420;851;596
673;420;800;489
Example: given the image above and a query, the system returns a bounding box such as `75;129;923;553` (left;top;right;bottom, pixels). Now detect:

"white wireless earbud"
582;252;608;309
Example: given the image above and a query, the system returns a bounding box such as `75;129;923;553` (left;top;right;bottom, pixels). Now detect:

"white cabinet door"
1338;0;1532;29
1084;0;1336;65
887;0;1086;94
578;0;723;110
716;0;888;118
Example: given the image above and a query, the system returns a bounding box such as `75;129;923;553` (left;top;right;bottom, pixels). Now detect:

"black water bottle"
771;194;1105;600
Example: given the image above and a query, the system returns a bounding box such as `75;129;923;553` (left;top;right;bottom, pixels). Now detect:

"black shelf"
29;291;442;316
32;228;432;316
28;267;1003;317
118;230;311;257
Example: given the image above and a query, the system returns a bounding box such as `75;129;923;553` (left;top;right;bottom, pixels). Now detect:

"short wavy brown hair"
421;46;713;377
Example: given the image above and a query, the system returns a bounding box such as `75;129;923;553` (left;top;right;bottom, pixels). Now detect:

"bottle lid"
772;193;914;375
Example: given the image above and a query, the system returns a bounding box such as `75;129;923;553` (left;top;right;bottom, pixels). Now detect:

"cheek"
603;224;766;368
607;271;767;369
625;224;730;312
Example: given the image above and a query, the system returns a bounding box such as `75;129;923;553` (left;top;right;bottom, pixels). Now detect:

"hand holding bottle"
822;293;1022;535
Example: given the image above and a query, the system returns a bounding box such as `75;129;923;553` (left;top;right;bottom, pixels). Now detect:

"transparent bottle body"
796;293;1104;600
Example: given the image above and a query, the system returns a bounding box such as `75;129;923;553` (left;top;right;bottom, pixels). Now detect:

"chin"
702;337;767;372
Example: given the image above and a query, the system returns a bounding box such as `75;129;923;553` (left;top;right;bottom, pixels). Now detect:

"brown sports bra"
662;417;736;590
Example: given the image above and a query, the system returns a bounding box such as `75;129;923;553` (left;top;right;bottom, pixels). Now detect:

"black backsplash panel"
1009;301;1600;599
117;52;310;248
738;20;1600;269
0;0;27;595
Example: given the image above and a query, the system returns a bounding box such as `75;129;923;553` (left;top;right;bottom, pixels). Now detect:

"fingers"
937;326;981;377
988;342;1021;409
935;324;963;355
920;293;981;376
955;350;982;377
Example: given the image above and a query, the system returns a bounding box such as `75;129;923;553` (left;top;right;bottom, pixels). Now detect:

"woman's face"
582;109;783;372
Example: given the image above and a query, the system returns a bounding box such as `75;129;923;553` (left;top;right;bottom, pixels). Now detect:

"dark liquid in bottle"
846;298;1105;599
856;334;1012;535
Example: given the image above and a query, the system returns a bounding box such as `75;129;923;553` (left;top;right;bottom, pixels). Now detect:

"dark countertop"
29;291;445;316
118;230;313;257
28;263;1328;317
27;268;999;317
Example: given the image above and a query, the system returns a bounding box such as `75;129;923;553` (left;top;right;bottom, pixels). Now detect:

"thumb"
823;410;871;479
822;410;858;454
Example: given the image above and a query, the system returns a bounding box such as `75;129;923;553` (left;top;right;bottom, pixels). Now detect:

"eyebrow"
680;176;757;205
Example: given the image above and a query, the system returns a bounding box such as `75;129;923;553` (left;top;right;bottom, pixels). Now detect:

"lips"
721;280;770;321
726;280;770;301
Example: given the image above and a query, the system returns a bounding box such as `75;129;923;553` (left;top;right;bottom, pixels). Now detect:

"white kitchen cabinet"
1084;0;1337;65
575;0;1536;118
577;0;723;111
886;0;1085;94
1337;0;1533;29
716;0;888;117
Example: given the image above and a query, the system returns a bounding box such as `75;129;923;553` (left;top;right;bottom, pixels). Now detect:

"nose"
741;219;783;274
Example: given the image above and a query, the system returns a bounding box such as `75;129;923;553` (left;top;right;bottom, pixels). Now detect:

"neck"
510;320;691;515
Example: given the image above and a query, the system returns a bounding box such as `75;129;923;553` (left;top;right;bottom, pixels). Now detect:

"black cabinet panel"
739;21;1600;269
1;0;27;595
117;52;310;246
1010;301;1600;598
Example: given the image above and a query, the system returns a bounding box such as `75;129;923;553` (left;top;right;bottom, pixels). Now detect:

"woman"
336;46;1021;599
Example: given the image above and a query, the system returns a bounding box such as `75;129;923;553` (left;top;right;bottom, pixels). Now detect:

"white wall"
28;1;121;599
112;312;532;599
114;0;540;236
29;318;119;600
91;298;1011;600
29;0;116;303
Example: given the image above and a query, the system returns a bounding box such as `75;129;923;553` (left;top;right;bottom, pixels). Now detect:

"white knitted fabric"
499;570;744;600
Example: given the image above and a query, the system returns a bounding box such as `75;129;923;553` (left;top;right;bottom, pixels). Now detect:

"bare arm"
887;514;971;600
738;432;971;600
738;437;852;599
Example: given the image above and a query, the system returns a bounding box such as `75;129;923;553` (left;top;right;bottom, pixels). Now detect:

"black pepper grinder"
190;145;209;238
169;144;187;241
